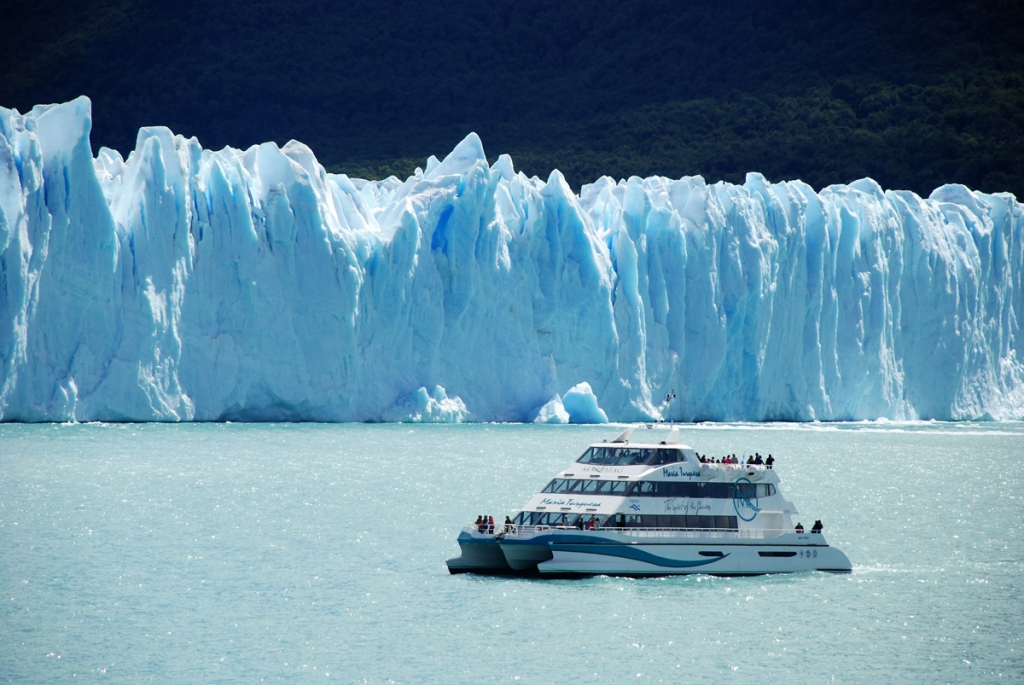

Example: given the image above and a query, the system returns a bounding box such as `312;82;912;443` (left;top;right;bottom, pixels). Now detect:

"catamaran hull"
452;531;852;577
537;540;852;576
497;537;554;571
446;531;515;574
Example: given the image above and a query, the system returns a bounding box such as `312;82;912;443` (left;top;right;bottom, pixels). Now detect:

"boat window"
603;481;630;495
576;447;662;465
599;514;738;529
648;449;680;465
541;479;775;499
734;482;756;500
542;479;572;493
637;449;657;465
606;449;625;465
715;516;737;530
576;446;611;464
611;448;645;465
515;512;596;527
516;512;547;526
628;481;656;496
603;513;626;528
624;481;777;498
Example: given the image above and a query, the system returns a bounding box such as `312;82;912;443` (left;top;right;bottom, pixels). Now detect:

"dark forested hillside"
2;0;1022;197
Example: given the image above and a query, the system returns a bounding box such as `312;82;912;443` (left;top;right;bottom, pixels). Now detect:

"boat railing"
472;525;795;540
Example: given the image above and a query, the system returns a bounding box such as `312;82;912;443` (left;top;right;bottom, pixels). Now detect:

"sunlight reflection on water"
1;421;1021;683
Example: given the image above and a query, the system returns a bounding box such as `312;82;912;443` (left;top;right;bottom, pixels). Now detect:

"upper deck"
507;425;796;534
560;426;778;484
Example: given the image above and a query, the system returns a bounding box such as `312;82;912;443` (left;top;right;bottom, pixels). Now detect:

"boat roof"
590;425;691;449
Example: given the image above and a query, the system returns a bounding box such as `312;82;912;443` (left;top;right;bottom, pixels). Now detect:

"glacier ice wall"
1;97;1023;422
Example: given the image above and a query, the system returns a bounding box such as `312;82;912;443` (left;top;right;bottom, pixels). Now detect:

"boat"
446;426;852;577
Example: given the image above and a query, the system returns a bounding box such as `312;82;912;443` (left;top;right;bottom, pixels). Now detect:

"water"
1;422;1021;683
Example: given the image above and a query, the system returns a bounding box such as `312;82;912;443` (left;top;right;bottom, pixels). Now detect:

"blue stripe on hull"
550;543;729;568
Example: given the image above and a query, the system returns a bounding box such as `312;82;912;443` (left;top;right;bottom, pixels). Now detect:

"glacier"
1;96;1023;423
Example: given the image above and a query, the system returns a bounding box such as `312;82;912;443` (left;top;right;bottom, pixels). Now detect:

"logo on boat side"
732;477;760;521
663;498;711;515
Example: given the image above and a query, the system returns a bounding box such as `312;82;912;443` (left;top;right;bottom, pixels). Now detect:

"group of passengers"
541;513;599;530
478;513;599;533
696;452;774;468
475;515;495;534
794;520;824;534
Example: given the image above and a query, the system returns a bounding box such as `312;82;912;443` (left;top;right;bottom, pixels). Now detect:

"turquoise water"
1;422;1022;683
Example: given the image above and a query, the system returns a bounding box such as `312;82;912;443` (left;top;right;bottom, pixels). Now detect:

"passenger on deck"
755;454;763;465
504;516;513;533
811;520;823;534
587;516;596;530
476;515;484;532
746;456;754;465
766;455;775;469
575;516;585;530
795;522;804;533
488;516;495;534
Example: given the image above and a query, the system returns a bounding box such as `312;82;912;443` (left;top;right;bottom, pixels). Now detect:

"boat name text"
540;497;603;508
661;466;701;478
580;465;624;474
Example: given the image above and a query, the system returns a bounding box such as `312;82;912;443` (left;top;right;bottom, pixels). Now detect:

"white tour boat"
447;426;852;576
